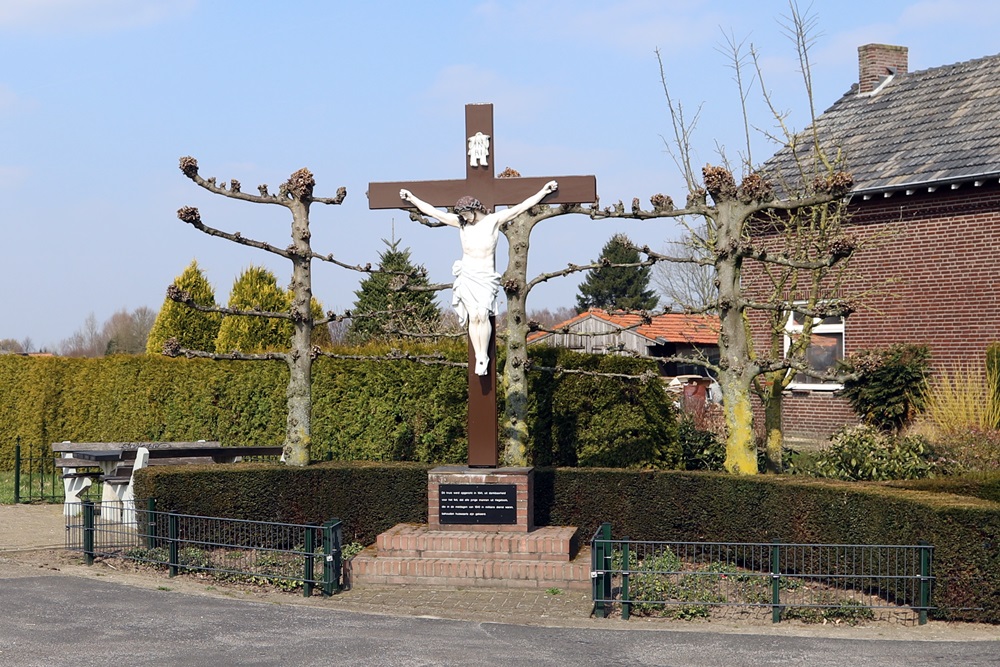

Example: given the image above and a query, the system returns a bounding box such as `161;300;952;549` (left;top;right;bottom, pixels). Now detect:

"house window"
784;311;845;390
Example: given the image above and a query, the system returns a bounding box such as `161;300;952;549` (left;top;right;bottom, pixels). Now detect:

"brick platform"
347;524;591;591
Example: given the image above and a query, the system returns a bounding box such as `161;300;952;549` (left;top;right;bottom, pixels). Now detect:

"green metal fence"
591;523;934;624
65;500;344;597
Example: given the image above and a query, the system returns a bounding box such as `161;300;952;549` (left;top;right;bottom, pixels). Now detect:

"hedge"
136;462;1000;623
0;347;678;470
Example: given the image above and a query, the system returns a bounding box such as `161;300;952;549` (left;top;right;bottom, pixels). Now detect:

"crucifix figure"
368;104;596;467
399;181;557;375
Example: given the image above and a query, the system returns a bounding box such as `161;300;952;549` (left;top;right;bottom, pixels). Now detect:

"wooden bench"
53;441;284;518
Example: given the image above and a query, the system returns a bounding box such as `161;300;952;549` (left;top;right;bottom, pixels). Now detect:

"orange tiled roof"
528;308;718;345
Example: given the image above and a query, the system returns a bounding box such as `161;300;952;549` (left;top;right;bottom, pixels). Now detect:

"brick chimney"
858;44;908;94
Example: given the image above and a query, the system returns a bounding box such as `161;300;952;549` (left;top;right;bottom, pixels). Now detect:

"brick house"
528;308;719;378
751;44;1000;443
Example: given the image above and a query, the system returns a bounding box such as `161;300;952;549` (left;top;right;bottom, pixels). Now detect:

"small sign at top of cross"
367;104;596;212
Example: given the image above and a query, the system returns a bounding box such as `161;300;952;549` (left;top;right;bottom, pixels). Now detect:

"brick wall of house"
744;182;1000;442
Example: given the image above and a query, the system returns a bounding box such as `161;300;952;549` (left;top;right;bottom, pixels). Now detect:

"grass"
920;364;1000;435
0;469;67;505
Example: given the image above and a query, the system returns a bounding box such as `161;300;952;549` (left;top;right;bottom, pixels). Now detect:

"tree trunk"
715;201;759;475
500;217;534;467
282;203;313;467
719;370;757;474
761;373;784;473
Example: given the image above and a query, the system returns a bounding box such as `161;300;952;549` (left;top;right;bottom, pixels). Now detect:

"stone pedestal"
427;466;533;533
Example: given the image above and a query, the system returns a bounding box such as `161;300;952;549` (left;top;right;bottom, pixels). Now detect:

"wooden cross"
368;103;597;467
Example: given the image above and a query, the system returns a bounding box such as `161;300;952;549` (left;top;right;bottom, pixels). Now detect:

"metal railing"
9;440;103;504
66;500;344;597
591;523;934;624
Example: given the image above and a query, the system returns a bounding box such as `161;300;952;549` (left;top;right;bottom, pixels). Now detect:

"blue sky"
2;0;998;349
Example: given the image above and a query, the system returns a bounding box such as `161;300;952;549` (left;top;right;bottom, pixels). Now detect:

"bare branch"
314;349;467;369
164;340;289;363
176;207;293;259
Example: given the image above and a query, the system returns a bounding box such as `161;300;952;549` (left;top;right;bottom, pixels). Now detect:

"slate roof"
528;309;718;346
762;52;1000;195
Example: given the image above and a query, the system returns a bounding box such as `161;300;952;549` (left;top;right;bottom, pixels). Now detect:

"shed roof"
528;309;718;346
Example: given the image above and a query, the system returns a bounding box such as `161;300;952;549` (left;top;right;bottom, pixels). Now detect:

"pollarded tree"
589;7;860;474
146;260;221;354
348;238;441;342
169;158;348;466
215;266;292;354
575;233;659;313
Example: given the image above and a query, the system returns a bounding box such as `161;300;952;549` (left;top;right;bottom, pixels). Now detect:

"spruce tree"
575;233;659;312
215;265;292;353
349;238;441;342
146;260;222;354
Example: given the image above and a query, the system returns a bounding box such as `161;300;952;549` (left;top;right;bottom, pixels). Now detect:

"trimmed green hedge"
135;462;1000;623
0;348;678;470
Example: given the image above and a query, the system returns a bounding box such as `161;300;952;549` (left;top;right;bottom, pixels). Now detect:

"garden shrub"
808;424;937;481
677;415;725;471
838;344;930;431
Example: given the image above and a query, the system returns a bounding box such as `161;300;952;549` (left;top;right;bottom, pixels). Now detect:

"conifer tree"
215;265;292;353
146;260;222;354
575;233;659;312
349;238;441;342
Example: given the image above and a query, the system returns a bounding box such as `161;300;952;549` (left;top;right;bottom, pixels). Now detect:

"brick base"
347;524;590;591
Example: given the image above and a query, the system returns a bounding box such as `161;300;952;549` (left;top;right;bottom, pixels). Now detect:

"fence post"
303;524;316;598
82;500;95;566
771;539;782;623
592;522;612;618
146;499;157;549
13;440;21;505
621;536;631;621
322;519;342;597
168;513;179;578
918;541;932;626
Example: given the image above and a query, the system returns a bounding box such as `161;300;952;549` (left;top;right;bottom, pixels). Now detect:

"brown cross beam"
368;103;597;467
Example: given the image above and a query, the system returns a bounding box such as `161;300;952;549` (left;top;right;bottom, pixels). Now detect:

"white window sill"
787;383;843;393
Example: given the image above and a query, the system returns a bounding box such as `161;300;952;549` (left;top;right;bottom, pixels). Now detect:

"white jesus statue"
400;180;558;375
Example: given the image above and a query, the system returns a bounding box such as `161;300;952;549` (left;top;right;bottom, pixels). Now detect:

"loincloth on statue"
451;259;500;325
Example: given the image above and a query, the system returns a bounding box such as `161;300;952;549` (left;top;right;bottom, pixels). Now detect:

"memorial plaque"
439;484;517;525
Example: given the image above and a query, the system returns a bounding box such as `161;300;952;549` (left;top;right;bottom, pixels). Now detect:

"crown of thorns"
454;196;486;214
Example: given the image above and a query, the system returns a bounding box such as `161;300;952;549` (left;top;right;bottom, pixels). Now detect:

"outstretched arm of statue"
400;189;461;227
494;180;558;225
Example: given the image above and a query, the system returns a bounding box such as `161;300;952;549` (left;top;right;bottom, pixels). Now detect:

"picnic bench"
53;441;284;518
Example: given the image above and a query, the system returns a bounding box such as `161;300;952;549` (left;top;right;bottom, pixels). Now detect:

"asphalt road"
1;576;997;667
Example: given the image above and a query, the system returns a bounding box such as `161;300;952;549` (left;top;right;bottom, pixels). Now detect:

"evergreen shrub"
838;343;930;431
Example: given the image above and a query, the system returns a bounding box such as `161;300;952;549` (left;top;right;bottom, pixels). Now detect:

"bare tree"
653;227;717;313
589;4;859;474
104;306;156;354
59;313;106;357
169;158;348;466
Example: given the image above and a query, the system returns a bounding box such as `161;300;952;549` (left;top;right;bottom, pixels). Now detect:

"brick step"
347;546;592;591
374;524;580;562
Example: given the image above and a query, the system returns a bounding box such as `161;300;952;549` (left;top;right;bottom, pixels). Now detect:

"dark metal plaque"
439;484;517;525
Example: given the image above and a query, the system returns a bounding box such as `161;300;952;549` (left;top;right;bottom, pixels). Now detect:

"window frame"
783;308;845;391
